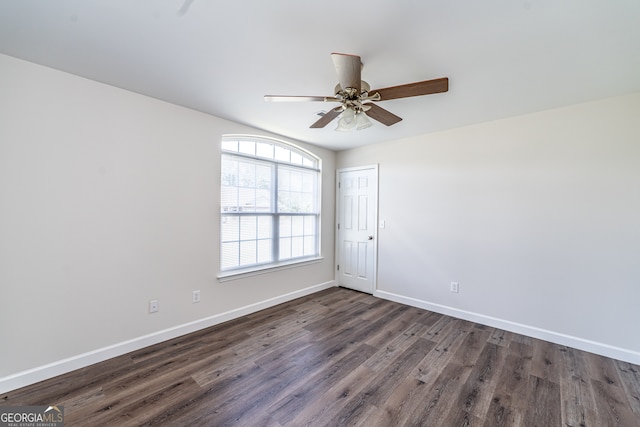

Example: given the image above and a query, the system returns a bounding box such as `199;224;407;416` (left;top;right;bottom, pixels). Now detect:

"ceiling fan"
264;53;449;131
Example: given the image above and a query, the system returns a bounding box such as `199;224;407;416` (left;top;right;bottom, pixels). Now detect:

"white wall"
0;54;336;390
337;93;640;363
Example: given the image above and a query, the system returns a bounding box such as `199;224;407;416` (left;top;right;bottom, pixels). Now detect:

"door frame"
335;164;379;293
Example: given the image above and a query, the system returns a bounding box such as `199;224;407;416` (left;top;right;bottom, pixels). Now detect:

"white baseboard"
374;289;640;365
0;281;335;394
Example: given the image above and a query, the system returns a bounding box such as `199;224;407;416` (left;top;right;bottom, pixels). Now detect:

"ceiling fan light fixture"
356;111;373;130
335;107;372;132
335;107;356;132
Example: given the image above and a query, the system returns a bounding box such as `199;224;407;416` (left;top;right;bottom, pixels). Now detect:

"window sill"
217;257;324;282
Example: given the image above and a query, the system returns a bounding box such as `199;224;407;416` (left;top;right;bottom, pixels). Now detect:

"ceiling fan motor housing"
336;81;373;113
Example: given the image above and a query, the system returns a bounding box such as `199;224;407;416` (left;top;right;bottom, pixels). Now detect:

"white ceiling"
1;1;639;151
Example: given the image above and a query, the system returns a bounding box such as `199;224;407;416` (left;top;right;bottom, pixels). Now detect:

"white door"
336;165;378;293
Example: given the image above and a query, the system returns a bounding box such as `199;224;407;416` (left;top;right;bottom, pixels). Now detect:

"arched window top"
219;134;321;275
221;135;319;169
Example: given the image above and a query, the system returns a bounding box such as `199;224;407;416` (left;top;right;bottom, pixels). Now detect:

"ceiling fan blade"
364;103;402;126
371;77;448;101
310;107;342;128
264;95;340;102
331;53;361;92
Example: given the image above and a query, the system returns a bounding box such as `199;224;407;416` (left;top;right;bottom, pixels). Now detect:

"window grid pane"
277;165;318;213
222;137;319;169
278;215;318;261
256;142;274;159
221;137;320;271
239;140;255;155
274;146;290;162
221;139;238;152
221;242;239;269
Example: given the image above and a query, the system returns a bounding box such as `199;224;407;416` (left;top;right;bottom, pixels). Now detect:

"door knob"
368;235;374;240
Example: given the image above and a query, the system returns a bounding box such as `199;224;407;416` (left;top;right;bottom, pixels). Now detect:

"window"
220;135;321;273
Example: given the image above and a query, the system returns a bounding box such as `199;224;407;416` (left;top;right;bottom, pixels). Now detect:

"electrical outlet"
450;282;459;293
192;290;201;303
149;299;159;313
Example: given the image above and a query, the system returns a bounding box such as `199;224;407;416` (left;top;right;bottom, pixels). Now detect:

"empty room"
1;1;639;426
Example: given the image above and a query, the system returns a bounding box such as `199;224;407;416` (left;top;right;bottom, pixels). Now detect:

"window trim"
219;135;322;278
217;256;324;282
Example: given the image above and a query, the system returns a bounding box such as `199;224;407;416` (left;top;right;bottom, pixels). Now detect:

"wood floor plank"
366;337;436;407
524;375;562;427
585;351;625;388
144;364;267;426
501;341;534;398
413;320;472;385
483;341;533;427
72;377;202;426
189;347;257;387
455;327;493;369
446;342;508;420
487;327;510;347
559;346;598;427
402;362;470;426
363;305;430;349
591;378;639;426
363;324;433;372
2;287;639;426
482;393;520;427
267;343;377;425
440;406;485;426
300;300;374;336
365;376;429;427
324;337;436;426
288;364;376;427
615;360;640;416
530;338;561;381
422;313;463;343
560;375;598;427
189;366;302;426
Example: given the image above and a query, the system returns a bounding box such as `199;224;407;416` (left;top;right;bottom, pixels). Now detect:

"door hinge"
337;265;340;271
338;223;340;230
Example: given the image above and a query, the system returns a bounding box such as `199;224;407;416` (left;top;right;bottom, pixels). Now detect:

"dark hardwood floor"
3;287;640;426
